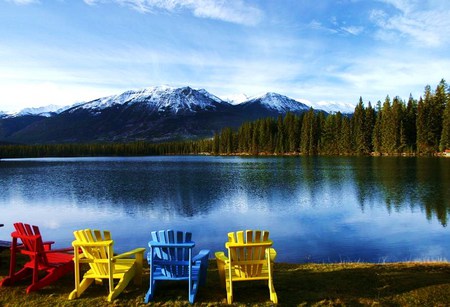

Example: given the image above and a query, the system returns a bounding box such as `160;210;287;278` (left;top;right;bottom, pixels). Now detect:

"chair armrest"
266;248;277;262
113;247;146;260
215;251;228;263
21;247;73;256
193;249;210;263
148;241;195;248
42;241;55;251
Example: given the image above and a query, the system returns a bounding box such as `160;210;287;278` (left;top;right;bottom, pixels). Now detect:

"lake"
0;156;449;263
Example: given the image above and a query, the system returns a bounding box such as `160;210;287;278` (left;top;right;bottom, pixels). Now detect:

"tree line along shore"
1;80;449;158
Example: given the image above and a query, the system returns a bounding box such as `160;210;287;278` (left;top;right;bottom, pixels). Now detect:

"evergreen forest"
1;80;449;158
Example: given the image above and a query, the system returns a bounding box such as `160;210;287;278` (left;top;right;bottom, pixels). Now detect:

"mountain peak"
244;92;310;113
70;86;228;114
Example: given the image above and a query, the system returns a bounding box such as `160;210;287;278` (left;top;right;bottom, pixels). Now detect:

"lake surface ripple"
0;156;449;263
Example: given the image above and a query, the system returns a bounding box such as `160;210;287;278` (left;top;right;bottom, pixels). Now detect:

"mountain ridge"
0;86;327;144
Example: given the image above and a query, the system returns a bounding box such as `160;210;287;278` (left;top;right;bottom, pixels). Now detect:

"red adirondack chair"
0;222;74;293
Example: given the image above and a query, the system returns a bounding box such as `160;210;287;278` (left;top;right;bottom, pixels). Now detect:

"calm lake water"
0;156;449;263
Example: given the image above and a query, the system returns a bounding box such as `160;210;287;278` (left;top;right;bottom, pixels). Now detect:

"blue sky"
1;0;449;113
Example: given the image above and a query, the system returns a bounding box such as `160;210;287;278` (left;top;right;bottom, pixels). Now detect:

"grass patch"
1;250;450;306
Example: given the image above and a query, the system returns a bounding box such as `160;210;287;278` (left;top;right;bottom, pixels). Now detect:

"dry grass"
2;250;450;306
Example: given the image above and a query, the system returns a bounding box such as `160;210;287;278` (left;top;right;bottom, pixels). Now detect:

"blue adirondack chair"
144;230;210;304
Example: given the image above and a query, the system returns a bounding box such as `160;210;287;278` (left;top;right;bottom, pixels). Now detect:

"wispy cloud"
308;19;364;36
84;0;263;26
372;0;450;47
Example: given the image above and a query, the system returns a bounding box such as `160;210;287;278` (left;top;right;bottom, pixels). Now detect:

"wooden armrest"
266;248;277;262
113;247;146;259
193;249;210;262
215;251;228;263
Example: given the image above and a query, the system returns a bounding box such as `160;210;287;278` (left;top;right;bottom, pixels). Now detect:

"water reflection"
0;156;449;263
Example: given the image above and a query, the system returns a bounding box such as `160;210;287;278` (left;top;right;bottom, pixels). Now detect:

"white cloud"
308;19;364;36
342;26;364;36
85;0;263;25
372;0;450;47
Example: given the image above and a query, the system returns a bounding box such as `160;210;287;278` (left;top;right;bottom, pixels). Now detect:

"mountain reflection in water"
0;156;449;263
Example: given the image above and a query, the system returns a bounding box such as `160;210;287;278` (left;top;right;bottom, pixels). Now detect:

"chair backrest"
226;230;273;278
13;222;48;266
73;229;113;276
149;230;193;278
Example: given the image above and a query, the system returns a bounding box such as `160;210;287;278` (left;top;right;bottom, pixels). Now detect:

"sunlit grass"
1;250;450;306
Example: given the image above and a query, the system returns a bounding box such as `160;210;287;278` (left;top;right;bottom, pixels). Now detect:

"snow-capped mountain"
242;92;310;113
69;86;228;114
0;86;327;144
15;105;65;117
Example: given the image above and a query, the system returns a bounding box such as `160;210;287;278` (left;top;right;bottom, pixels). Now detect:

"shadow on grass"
2;250;450;306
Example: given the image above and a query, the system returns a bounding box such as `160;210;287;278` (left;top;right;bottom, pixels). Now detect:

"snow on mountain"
311;100;356;113
70;86;228;114
197;89;225;104
14;105;65;117
244;92;310;113
221;93;250;105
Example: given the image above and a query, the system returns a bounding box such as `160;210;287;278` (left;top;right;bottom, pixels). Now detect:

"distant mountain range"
0;86;322;144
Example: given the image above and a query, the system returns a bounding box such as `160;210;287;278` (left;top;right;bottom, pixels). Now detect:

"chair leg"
26;264;73;293
69;278;94;300
268;280;278;303
216;260;226;288
107;268;135;302
188;280;199;304
226;280;233;304
144;279;157;303
0;267;32;287
134;252;143;286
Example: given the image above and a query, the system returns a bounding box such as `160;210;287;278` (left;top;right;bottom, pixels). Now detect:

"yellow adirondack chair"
68;229;145;302
215;230;277;304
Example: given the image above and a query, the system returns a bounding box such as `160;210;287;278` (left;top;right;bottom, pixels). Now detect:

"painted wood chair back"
0;222;73;293
145;230;210;304
69;229;145;302
215;230;277;304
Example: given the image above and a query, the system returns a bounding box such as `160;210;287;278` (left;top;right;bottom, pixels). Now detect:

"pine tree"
352;97;367;155
364;102;375;153
372;101;382;154
440;95;450;151
404;94;417;153
275;116;285;154
339;116;352;155
416;96;427;153
300;109;315;155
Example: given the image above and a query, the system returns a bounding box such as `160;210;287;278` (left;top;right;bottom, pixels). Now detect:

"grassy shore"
1;250;450;306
